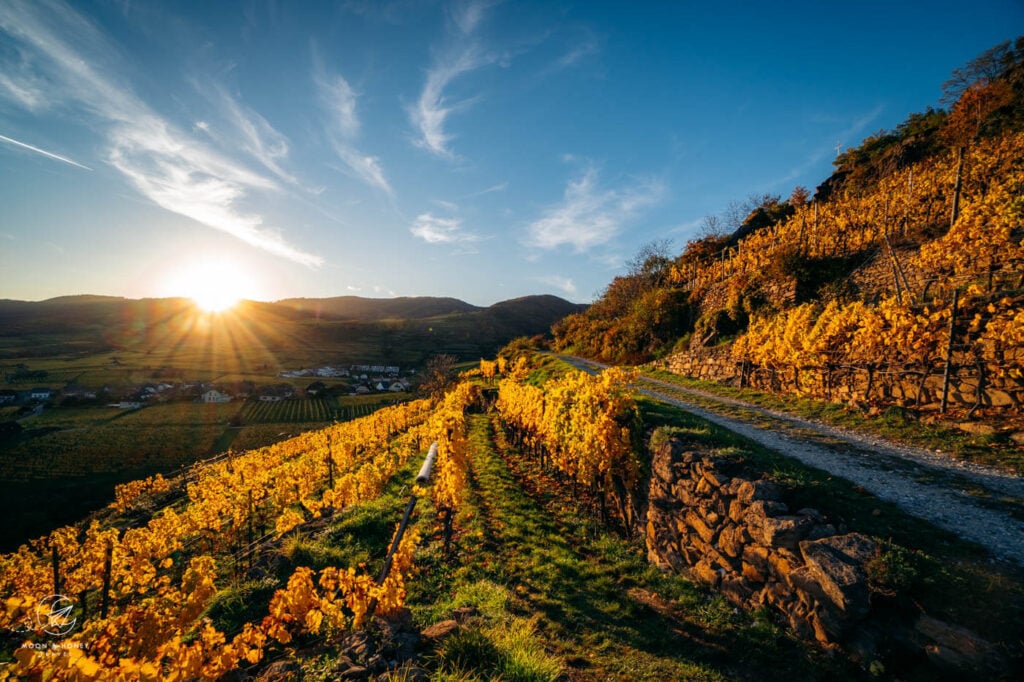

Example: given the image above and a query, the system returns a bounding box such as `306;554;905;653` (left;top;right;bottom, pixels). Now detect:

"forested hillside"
554;37;1024;416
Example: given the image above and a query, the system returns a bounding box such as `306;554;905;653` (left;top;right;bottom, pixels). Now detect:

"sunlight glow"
165;259;258;313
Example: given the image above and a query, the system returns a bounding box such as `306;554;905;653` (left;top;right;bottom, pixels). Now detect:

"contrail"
0;134;92;171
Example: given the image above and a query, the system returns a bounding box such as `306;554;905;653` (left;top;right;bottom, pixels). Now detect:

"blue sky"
1;0;1021;306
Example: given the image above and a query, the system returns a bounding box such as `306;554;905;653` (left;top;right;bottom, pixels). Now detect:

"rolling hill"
0;293;585;363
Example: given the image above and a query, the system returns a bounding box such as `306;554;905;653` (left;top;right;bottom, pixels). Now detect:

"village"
0;362;416;414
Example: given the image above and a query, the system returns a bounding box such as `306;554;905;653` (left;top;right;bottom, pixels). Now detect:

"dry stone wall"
643;435;1014;676
657;345;1024;414
645;436;876;644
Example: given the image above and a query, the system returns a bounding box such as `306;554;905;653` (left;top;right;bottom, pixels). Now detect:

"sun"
165;258;258;313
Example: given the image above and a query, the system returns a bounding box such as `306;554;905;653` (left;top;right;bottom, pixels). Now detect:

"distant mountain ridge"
274;295;480;320
0;293;585;361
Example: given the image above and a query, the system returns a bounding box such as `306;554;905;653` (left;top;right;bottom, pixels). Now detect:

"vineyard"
0;391;449;679
0;355;1021;679
554;45;1024;423
240;397;393;425
0;358;649;679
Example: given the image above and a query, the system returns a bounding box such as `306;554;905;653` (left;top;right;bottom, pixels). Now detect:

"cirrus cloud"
0;0;323;268
410;212;480;244
526;166;665;252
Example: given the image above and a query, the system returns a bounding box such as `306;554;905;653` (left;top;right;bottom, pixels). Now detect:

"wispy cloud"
410;1;497;159
342;0;424;24
525;166;665;252
540;275;576;295
313;52;393;194
539;29;600;79
0;0;322;267
317;70;360;138
556;36;599;70
768;104;886;189
837;104;886;152
0;69;49;111
668;217;705;235
0;133;92;170
450;0;496;35
201;83;297;185
465;181;507;198
411;47;490;159
431;198;460;211
410;212;480;244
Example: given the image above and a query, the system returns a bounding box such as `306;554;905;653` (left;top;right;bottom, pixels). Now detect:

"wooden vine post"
366;443;436;619
940;289;959;414
951;146;965;228
100;540;113;619
51;545;61;596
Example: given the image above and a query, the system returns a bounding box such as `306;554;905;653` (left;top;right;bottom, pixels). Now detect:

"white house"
29;387;53;401
64;385;98;400
202;389;231;403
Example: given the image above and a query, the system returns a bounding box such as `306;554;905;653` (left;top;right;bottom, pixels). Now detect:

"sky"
0;1;1021;306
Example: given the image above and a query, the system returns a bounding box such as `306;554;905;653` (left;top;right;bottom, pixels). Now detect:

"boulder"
741;544;769;575
717;524;748;558
798;534;875;619
720;576;754;606
692;558;721;587
685;510;719;544
756;514;814;551
788;565;828;609
745;499;788;522
420;619;459;642
702;469;728;489
257;661;301;682
651;440;687;482
741;561;766;583
915;615;1005;674
767;550;797;584
956;421;996;436
728;499;746;523
452;606;479;623
736;479;783;504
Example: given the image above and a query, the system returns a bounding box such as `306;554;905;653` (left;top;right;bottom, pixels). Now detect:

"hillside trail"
556;354;1024;565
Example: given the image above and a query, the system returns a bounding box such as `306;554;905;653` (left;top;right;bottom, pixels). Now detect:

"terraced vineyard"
2;356;1020;680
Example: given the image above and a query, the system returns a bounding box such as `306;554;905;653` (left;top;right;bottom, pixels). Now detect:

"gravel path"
559;354;1024;565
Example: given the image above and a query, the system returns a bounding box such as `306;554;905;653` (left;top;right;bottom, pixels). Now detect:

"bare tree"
626;239;674;281
941;39;1015;105
699;214;726;238
419;354;458;400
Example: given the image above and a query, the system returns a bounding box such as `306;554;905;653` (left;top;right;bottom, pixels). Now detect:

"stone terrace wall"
644;436;1013;675
656;345;1024;414
645;436;876;644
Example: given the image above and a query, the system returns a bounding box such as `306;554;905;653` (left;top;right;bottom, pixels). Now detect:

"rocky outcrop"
645;436;875;643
